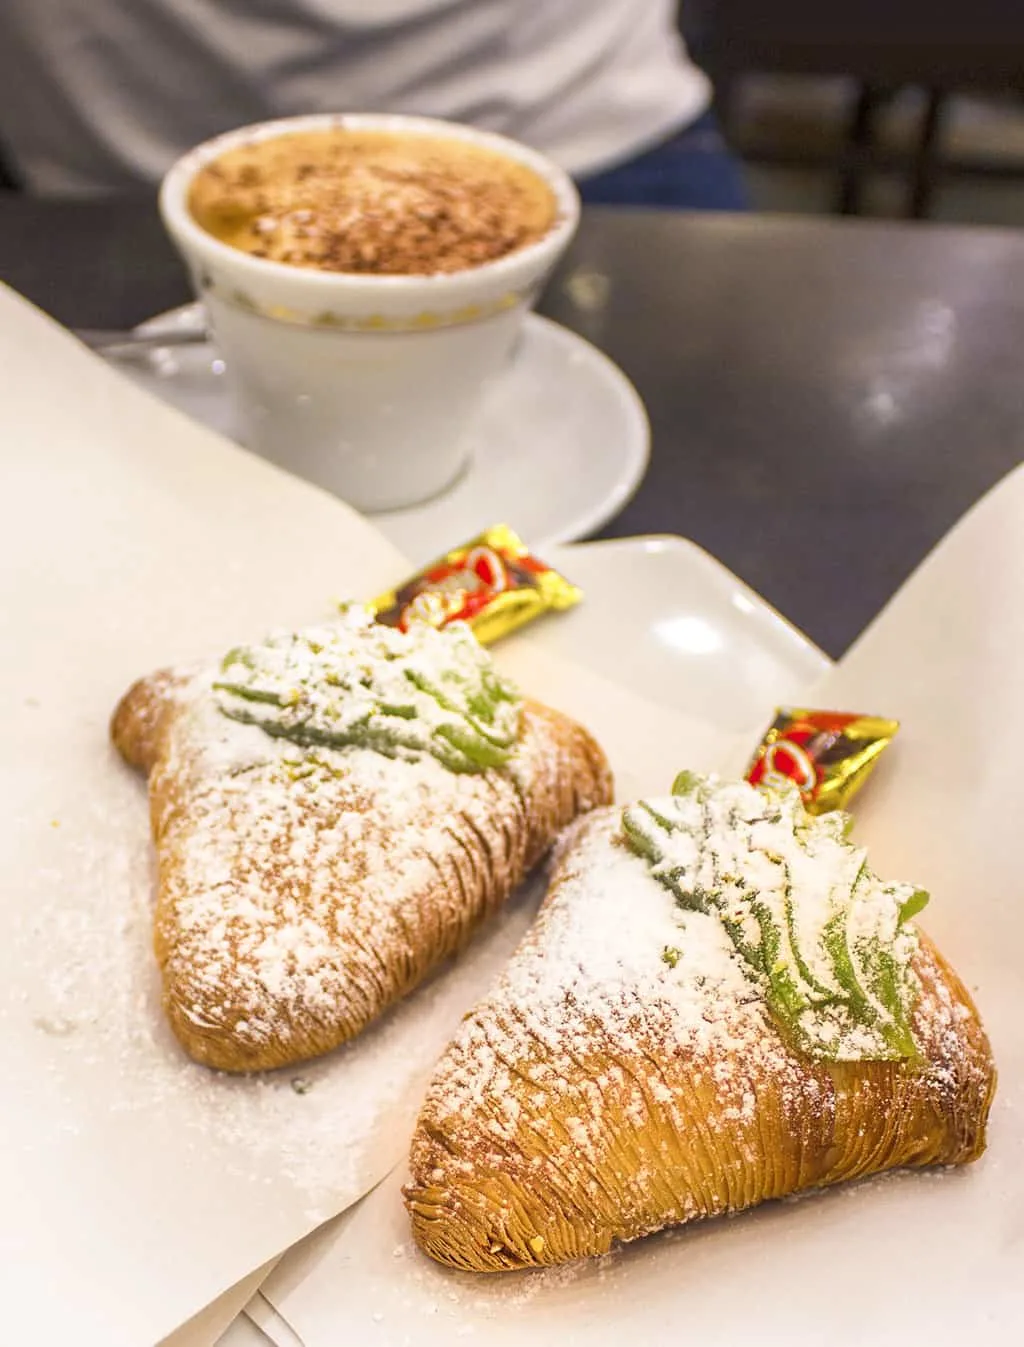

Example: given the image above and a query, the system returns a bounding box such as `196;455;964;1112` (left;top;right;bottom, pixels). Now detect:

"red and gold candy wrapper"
368;524;582;645
746;708;898;814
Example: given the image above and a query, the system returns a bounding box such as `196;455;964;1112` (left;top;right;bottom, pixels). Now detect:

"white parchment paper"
0;285;733;1346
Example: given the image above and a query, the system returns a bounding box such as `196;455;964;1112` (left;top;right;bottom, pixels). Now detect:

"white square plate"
521;536;829;733
247;471;1024;1347
219;535;832;1346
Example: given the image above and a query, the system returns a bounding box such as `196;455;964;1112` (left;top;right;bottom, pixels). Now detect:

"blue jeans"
577;110;749;211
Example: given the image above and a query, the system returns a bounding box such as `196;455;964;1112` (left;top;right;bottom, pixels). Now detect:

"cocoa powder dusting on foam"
188;128;558;275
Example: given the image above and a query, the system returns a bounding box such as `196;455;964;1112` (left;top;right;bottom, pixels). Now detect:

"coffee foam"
188;129;558;277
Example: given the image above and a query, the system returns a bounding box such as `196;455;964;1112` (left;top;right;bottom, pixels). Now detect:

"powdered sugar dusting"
4;770;555;1216
622;777;923;1060
150;658;604;1070
213;608;521;773
425;809;777;1146
7;786;381;1208
408;802;994;1269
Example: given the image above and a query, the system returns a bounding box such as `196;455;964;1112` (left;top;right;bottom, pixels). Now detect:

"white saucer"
120;305;650;561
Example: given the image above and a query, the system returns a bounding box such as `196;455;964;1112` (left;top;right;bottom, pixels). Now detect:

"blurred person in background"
0;1;747;210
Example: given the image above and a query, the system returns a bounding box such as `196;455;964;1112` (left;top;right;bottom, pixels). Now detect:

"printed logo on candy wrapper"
754;739;819;794
372;524;579;645
463;546;509;593
745;708;898;814
402;546;510;628
404;589;462;628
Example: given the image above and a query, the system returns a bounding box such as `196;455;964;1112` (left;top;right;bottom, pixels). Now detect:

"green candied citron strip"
220;646;257;671
638;799;679;835
770;853;834;1001
635;802;700;909
233;702;405;755
214;617;523;774
748;894;808;1023
621;772;923;1063
432;721;513;772
821;908;878;1024
718;912;761;968
620;807;664;866
814;857;886;1033
212;680;293;708
899;887;930;925
678;880;713;916
475;664;521;716
865;946;919;1059
857;898;920;1058
767;964;809;1026
404;668;517;750
379;702;418;719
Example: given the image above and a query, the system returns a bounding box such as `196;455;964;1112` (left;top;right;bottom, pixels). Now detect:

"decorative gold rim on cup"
195;273;530;333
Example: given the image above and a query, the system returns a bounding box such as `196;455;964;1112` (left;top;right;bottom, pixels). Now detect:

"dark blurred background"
4;1;1024;224
684;0;1024;223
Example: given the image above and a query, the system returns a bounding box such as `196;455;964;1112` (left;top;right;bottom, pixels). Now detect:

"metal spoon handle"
74;326;210;356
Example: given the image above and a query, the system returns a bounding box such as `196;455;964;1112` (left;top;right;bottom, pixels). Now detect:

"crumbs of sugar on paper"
8;652;584;1210
11;787;422;1201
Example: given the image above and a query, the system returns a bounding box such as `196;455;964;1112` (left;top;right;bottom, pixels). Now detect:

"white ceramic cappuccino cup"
159;113;580;513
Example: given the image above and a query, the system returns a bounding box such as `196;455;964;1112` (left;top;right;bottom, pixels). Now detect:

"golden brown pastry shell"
112;668;612;1073
406;815;996;1272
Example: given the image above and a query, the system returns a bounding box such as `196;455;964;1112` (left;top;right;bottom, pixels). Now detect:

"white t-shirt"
0;0;710;195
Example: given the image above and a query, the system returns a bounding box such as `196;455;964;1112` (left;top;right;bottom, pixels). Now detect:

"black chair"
694;1;1024;217
0;140;22;191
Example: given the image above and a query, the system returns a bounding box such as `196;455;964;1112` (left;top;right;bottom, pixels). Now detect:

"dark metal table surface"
2;194;1022;658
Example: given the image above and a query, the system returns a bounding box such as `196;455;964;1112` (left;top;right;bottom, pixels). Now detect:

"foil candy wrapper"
746;708;899;814
368;524;581;645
